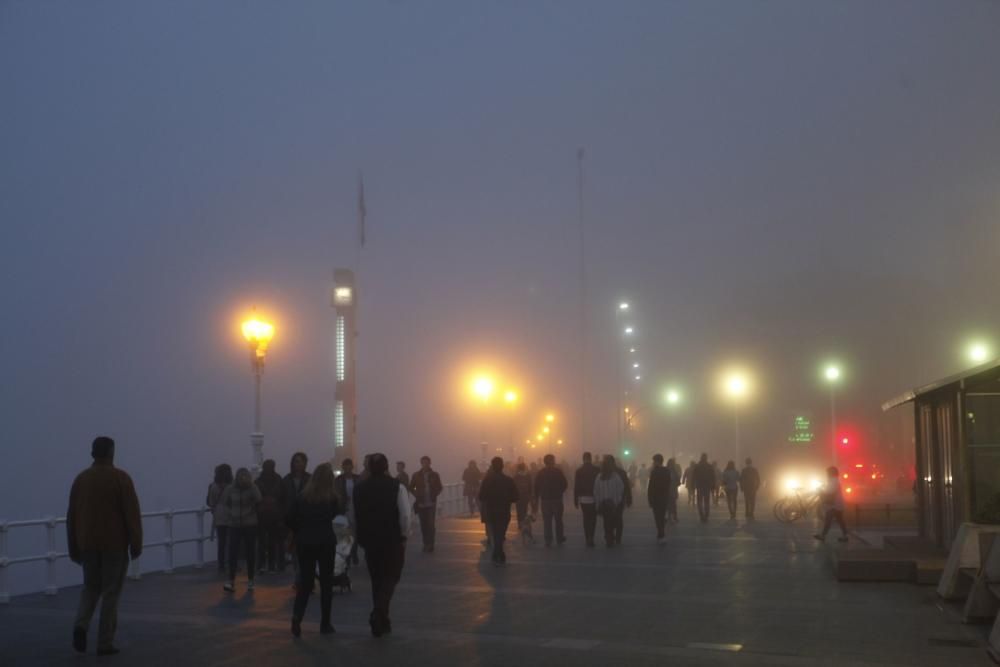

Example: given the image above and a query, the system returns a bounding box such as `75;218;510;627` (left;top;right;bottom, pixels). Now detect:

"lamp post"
823;364;841;465
615;303;630;451
504;389;518;460
241;316;275;475
472;375;495;465
723;372;749;463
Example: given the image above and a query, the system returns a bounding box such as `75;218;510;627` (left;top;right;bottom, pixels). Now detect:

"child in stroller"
332;515;353;593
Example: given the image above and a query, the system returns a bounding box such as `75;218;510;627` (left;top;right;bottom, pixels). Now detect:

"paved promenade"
0;501;990;666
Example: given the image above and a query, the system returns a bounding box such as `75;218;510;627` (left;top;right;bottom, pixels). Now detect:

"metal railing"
0;507;209;604
437;483;465;517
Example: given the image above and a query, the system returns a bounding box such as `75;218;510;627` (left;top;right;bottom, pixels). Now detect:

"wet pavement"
0;498;991;666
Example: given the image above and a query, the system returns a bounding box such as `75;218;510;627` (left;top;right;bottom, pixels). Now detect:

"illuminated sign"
788;416;814;444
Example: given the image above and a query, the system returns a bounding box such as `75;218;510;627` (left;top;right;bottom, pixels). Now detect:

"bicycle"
773;488;820;523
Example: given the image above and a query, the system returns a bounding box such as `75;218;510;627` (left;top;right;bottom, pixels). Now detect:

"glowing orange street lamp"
241;314;275;474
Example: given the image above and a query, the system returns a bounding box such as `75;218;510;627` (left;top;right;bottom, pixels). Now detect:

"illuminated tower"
331;269;358;465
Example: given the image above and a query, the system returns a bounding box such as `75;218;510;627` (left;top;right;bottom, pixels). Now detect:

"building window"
335;400;344;448
336;315;346;381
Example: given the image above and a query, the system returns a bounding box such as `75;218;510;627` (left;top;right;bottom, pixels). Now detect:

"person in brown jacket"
67;436;143;657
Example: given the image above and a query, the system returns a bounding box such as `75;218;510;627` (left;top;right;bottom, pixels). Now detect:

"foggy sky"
2;0;1000;519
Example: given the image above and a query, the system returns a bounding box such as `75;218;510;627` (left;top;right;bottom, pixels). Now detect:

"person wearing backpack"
593;455;625;548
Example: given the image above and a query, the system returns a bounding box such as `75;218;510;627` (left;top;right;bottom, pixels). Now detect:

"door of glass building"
965;393;1000;526
935;401;956;546
918;404;937;541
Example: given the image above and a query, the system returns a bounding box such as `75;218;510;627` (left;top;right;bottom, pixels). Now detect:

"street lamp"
823;363;842;465
241;315;275;475
968;342;990;365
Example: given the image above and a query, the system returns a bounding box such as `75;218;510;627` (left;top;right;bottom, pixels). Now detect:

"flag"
357;173;367;248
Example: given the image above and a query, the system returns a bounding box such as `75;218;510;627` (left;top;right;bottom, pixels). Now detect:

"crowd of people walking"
65;435;798;657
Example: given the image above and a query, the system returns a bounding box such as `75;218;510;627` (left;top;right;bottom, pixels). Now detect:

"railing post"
45;517;57;596
164;510;174;574
195;509;205;569
0;521;9;604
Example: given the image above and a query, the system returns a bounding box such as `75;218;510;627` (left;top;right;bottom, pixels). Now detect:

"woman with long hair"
593;455;625;548
206;464;233;573
285;462;342;637
221;467;262;592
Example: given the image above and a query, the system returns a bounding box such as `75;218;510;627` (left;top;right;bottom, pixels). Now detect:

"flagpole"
577;148;588;455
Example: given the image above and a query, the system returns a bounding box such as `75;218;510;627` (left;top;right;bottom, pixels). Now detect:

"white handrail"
0;506;209;604
0;483;465;604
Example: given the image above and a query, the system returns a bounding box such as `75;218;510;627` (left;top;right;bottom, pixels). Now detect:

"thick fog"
2;1;999;585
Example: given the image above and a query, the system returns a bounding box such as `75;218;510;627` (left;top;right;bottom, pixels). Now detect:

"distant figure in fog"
354;453;412;637
741;458;761;520
574;452;600;547
528;462;540;515
206;463;233;573
814;466;849;543
647;454;671;543
711;461;722;506
693;454;715;523
665;457;680;523
534;454;568;547
285;463;341;637
409;456;443;553
512;462;533;529
221;467;262;593
68;436;143;657
682;460;696;506
613;459;633;544
722;461;741;520
594;455;626;547
638;463;650;493
255;459;284;574
334;458;361;565
395;461;410;488
479;457;519;565
463;460;483;516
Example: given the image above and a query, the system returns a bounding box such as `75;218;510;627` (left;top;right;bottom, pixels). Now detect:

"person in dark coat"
533;454;568;546
255;459;284;573
285;463;341;637
206;464;233;573
478;457;519;565
354;453;412;637
512;462;533;529
282;452;311;582
741;457;761;520
647;454;672;542
692;453;715;523
462;460;483;516
408;456;443;552
573;452;600;547
67;436;143;657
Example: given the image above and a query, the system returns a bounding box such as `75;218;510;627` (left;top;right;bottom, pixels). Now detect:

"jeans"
821;509;848;537
580;502;597;545
651;502;667;538
228;525;258;581
725;488;738;518
540;498;565;544
667;496;678;522
257;519;282;571
74;550;129;650
417;505;436;548
601;506;621;546
488;516;511;561
293;543;335;625
215;525;229;570
612;504;626;544
696;487;712;522
515;500;530;526
744;491;757;518
364;541;406;623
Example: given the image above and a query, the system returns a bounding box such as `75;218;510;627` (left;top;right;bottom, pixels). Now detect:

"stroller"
332;515;353;593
